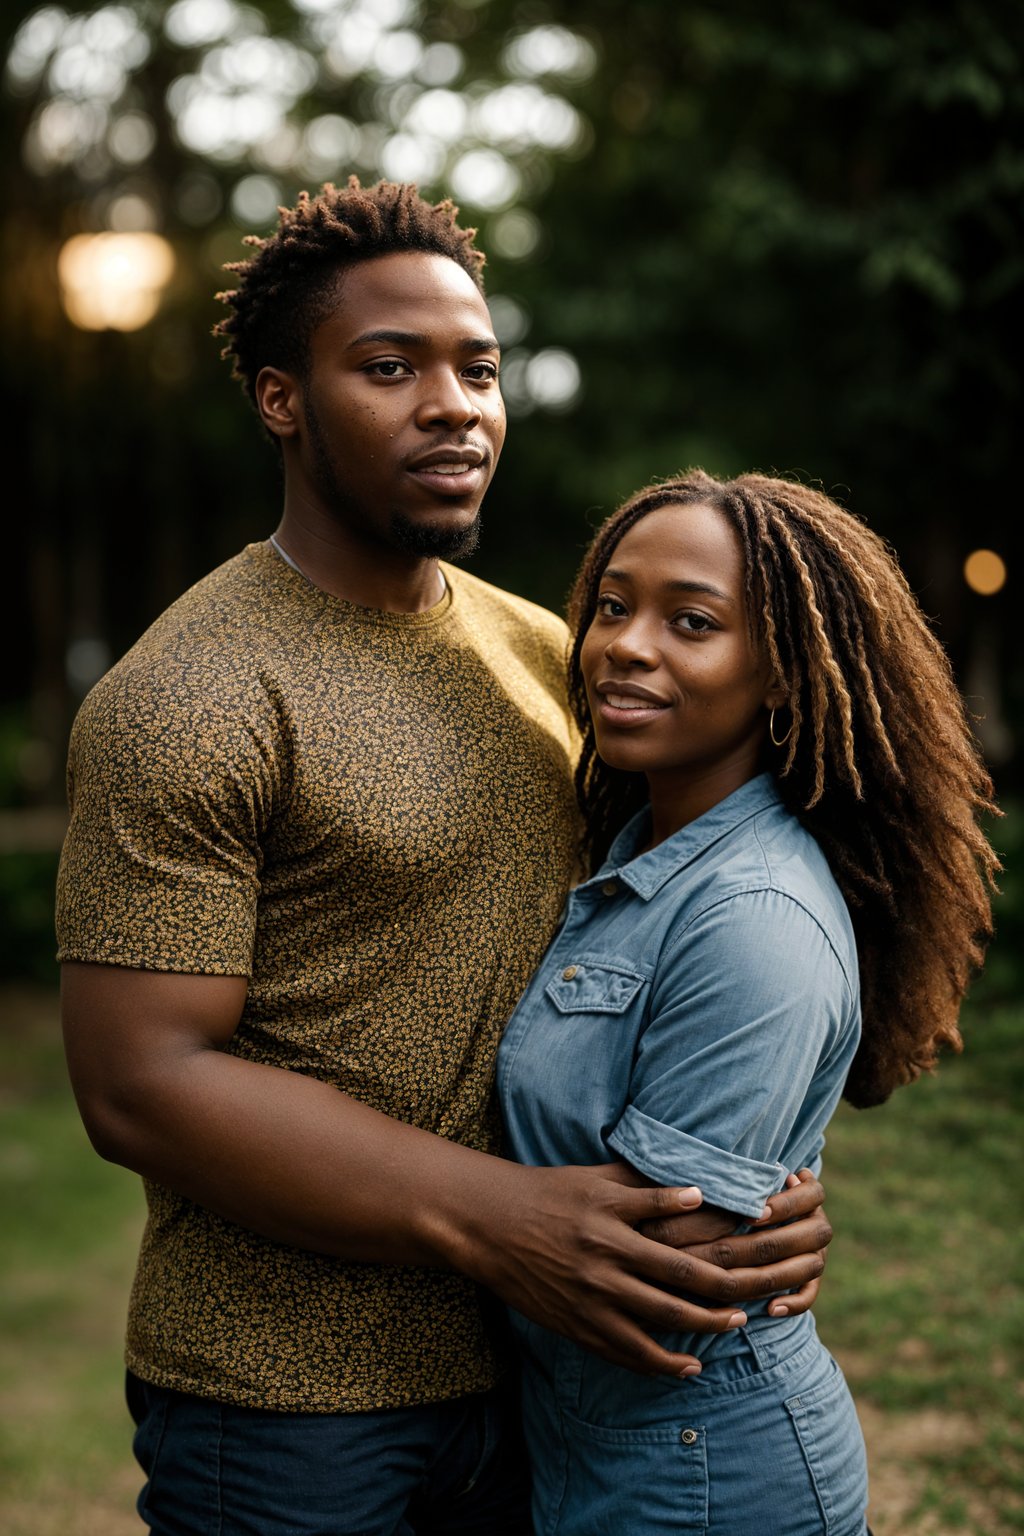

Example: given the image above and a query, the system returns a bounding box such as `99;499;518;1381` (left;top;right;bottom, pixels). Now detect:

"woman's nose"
604;622;660;668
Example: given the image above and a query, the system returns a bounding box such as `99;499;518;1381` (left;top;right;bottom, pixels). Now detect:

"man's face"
288;251;505;561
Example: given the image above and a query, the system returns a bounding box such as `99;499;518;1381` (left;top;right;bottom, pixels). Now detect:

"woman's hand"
610;1166;832;1317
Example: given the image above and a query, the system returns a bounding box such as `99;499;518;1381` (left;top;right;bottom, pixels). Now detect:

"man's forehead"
324;250;490;334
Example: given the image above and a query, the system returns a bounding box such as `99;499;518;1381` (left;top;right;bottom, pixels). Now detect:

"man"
58;179;830;1535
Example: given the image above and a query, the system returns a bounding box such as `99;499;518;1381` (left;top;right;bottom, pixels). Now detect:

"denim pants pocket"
523;1324;868;1536
127;1372;172;1529
553;1413;709;1536
786;1363;870;1534
128;1371;223;1534
126;1371;532;1536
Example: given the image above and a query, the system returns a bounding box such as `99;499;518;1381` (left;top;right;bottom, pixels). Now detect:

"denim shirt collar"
590;773;783;902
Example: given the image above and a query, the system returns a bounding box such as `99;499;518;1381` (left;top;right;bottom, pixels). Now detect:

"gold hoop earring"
769;707;793;747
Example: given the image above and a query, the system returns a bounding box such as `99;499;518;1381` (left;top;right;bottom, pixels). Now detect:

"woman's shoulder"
693;797;858;983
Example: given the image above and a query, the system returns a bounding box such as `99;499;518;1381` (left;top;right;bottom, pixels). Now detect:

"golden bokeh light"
963;549;1007;597
58;232;175;331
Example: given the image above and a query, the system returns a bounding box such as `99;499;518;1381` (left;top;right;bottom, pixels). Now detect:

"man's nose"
416;370;482;430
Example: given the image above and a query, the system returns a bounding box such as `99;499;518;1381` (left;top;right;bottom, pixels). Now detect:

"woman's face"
580;501;783;815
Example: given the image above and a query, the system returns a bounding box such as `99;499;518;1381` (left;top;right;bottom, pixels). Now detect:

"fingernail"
728;1311;747;1327
759;1205;772;1219
770;1304;789;1317
681;1364;701;1377
679;1187;702;1205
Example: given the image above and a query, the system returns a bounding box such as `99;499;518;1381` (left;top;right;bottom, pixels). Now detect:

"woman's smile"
593;678;672;725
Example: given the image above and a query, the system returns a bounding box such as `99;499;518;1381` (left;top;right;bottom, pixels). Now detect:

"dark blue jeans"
126;1371;532;1535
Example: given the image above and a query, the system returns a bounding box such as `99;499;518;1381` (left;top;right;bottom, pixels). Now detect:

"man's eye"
464;362;499;382
366;360;410;377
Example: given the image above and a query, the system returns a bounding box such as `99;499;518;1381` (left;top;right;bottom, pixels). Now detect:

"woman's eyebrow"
603;567;734;603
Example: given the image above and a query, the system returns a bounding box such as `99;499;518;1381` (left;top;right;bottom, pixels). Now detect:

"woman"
498;470;998;1535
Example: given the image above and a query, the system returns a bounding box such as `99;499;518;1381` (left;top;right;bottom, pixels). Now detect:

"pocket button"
680;1428;699;1446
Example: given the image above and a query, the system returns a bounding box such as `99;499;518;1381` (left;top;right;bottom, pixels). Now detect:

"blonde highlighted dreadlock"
568;469;1000;1108
214;176;485;410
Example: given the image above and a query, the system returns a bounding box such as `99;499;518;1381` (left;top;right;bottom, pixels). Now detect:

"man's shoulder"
71;545;286;743
105;543;285;671
442;565;569;649
142;542;279;639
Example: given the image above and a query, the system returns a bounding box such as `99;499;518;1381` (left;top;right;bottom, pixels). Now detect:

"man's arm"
62;962;827;1377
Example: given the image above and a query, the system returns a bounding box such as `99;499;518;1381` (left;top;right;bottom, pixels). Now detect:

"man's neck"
271;516;446;614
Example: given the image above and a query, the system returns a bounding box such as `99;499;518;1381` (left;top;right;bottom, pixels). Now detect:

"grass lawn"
1;981;1021;1534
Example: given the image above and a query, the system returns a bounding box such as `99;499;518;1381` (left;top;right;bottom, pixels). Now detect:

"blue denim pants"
126;1370;531;1535
518;1313;869;1535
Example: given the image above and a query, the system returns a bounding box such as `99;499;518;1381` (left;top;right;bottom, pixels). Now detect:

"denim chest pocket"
545;960;647;1015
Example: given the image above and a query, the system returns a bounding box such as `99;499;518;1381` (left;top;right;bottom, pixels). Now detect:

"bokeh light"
964;549;1007;596
58;231;175;330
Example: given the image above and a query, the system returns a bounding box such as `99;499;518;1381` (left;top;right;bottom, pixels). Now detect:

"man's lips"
405;445;489;497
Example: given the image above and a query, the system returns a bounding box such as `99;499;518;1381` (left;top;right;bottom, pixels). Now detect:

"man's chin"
391;511;481;561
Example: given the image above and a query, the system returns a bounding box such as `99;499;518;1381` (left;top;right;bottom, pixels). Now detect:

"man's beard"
390;508;481;561
305;398;482;562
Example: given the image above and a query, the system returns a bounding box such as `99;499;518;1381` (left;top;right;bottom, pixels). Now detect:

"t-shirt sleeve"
606;888;856;1218
56;657;282;976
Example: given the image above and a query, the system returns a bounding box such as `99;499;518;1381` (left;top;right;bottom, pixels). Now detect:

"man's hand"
449;1164;748;1379
637;1168;832;1317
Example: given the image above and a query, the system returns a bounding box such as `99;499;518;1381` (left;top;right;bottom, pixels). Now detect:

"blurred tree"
0;0;597;799
1;0;1021;808
480;3;1024;708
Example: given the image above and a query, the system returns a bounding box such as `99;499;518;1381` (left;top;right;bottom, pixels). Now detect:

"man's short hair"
215;176;486;409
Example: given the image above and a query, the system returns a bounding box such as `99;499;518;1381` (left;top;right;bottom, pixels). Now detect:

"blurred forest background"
0;1;1021;1532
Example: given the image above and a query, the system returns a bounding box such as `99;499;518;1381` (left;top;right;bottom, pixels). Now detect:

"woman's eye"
464;362;498;382
678;612;714;633
596;595;627;618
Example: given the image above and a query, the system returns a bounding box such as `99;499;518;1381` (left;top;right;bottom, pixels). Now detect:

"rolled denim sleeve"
607;888;856;1217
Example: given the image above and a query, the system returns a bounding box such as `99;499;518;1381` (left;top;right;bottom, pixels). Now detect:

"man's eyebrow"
347;328;500;352
603;567;734;603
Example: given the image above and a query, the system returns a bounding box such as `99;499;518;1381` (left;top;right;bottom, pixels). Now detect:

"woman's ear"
764;679;789;711
255;367;302;440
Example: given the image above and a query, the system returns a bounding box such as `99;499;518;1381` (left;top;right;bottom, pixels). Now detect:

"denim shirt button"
561;965;578;981
601;880;617;896
680;1428;699;1446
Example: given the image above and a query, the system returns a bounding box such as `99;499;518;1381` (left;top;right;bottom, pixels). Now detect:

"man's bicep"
57;671;269;975
61;962;248;1155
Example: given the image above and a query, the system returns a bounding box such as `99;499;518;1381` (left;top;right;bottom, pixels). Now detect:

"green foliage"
818;996;1024;1530
0;851;59;984
0;992;142;1532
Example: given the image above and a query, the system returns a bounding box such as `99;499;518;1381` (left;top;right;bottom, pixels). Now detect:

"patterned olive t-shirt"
56;542;579;1412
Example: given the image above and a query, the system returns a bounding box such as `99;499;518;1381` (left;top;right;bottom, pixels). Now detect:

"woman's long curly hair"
568;470;1000;1108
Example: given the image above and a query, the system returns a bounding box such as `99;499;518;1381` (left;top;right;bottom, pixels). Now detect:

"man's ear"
255;367;302;440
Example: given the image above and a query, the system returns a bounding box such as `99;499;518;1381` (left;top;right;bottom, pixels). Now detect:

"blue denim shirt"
499;774;860;1224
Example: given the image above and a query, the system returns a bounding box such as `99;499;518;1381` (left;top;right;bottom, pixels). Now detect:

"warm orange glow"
963;549;1007;596
58;232;175;331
